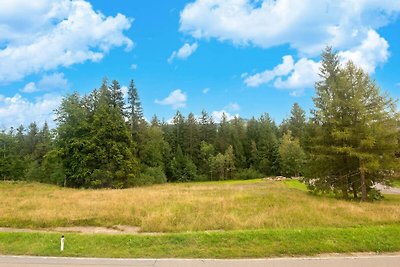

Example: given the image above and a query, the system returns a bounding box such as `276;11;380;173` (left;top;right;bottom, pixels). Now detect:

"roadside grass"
0;225;399;258
0;179;399;232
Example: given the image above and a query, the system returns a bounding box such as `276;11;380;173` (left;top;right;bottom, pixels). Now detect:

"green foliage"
279;131;306;177
55;80;139;188
199;141;215;178
137;166;167;186
236;168;263;180
306;47;400;201
139;126;170;169
127;79;145;142
170;146;197;182
1;65;398;195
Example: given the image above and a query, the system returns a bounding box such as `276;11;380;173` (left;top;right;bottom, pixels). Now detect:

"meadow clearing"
0;179;399;232
1;178;400;258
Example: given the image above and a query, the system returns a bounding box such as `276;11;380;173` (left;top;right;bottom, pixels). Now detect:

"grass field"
0;179;399;232
1;225;399;258
0;179;400;258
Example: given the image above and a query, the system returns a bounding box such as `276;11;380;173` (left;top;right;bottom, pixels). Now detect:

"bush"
236;168;264;180
193;174;209;182
136;166;167;186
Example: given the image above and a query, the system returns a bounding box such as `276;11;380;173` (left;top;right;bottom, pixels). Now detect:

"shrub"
236;168;264;180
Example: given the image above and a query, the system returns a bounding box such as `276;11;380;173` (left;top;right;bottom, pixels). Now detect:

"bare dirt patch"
0;225;145;235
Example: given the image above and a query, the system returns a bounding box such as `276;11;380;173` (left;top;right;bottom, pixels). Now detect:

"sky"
1;0;400;129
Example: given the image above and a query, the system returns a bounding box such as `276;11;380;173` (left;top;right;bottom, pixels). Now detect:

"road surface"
0;255;399;267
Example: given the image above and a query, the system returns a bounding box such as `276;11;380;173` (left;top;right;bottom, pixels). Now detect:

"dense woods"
0;48;398;200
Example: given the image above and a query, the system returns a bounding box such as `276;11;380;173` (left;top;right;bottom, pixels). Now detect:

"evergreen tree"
171;111;185;153
230;117;246;169
56;82;140;188
185;112;199;162
199;110;217;144
89;83;139;188
288;103;306;144
127;79;144;140
150;115;160;127
170;145;197;182
109;79;125;114
307;48;399;201
257;113;279;175
216;113;230;153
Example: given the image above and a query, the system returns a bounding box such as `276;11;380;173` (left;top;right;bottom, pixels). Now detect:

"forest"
0;48;399;201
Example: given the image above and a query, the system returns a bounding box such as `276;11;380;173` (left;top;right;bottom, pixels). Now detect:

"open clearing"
0;179;399;258
0;179;400;232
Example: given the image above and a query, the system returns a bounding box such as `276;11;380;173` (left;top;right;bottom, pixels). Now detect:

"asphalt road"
0;255;399;267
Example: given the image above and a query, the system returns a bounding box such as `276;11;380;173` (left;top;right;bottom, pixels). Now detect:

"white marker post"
60;235;65;251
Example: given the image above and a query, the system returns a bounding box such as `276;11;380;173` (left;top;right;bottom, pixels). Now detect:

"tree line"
0;48;398;201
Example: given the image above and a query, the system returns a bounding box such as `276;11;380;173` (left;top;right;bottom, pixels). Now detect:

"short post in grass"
60;235;65;251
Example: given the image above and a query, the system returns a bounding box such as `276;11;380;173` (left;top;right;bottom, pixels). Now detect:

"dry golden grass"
0;179;399;232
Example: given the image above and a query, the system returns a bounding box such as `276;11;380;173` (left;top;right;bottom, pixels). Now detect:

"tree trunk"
352;183;358;199
360;161;367;202
341;176;349;200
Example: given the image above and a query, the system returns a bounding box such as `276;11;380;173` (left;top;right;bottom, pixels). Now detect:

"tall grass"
0;180;399;232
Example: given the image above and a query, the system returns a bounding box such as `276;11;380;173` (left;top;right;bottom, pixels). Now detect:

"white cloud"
245;55;320;95
225;102;240;111
155;89;187;109
202;87;210;94
338;30;389;74
180;0;400;56
21;73;69;93
244;55;294;87
130;64;138;70
243;29;388;95
0;0;133;82
212;110;238;123
168;42;198;63
181;0;399;91
0;93;62;129
121;86;128;99
274;58;320;90
22;82;37;93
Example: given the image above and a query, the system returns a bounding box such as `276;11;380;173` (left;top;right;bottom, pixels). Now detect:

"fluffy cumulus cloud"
21;73;69;93
168;42;198;63
244;55;320;95
180;0;399;55
244;55;294;87
0;0;133;82
211;110;238;123
0;93;62;129
155;89;187;109
273;57;320;92
338;30;389;74
181;0;399;93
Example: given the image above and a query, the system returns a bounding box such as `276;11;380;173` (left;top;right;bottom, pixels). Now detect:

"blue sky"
1;0;400;129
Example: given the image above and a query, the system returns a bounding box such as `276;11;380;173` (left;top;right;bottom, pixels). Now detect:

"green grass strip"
0;225;399;258
392;180;400;188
